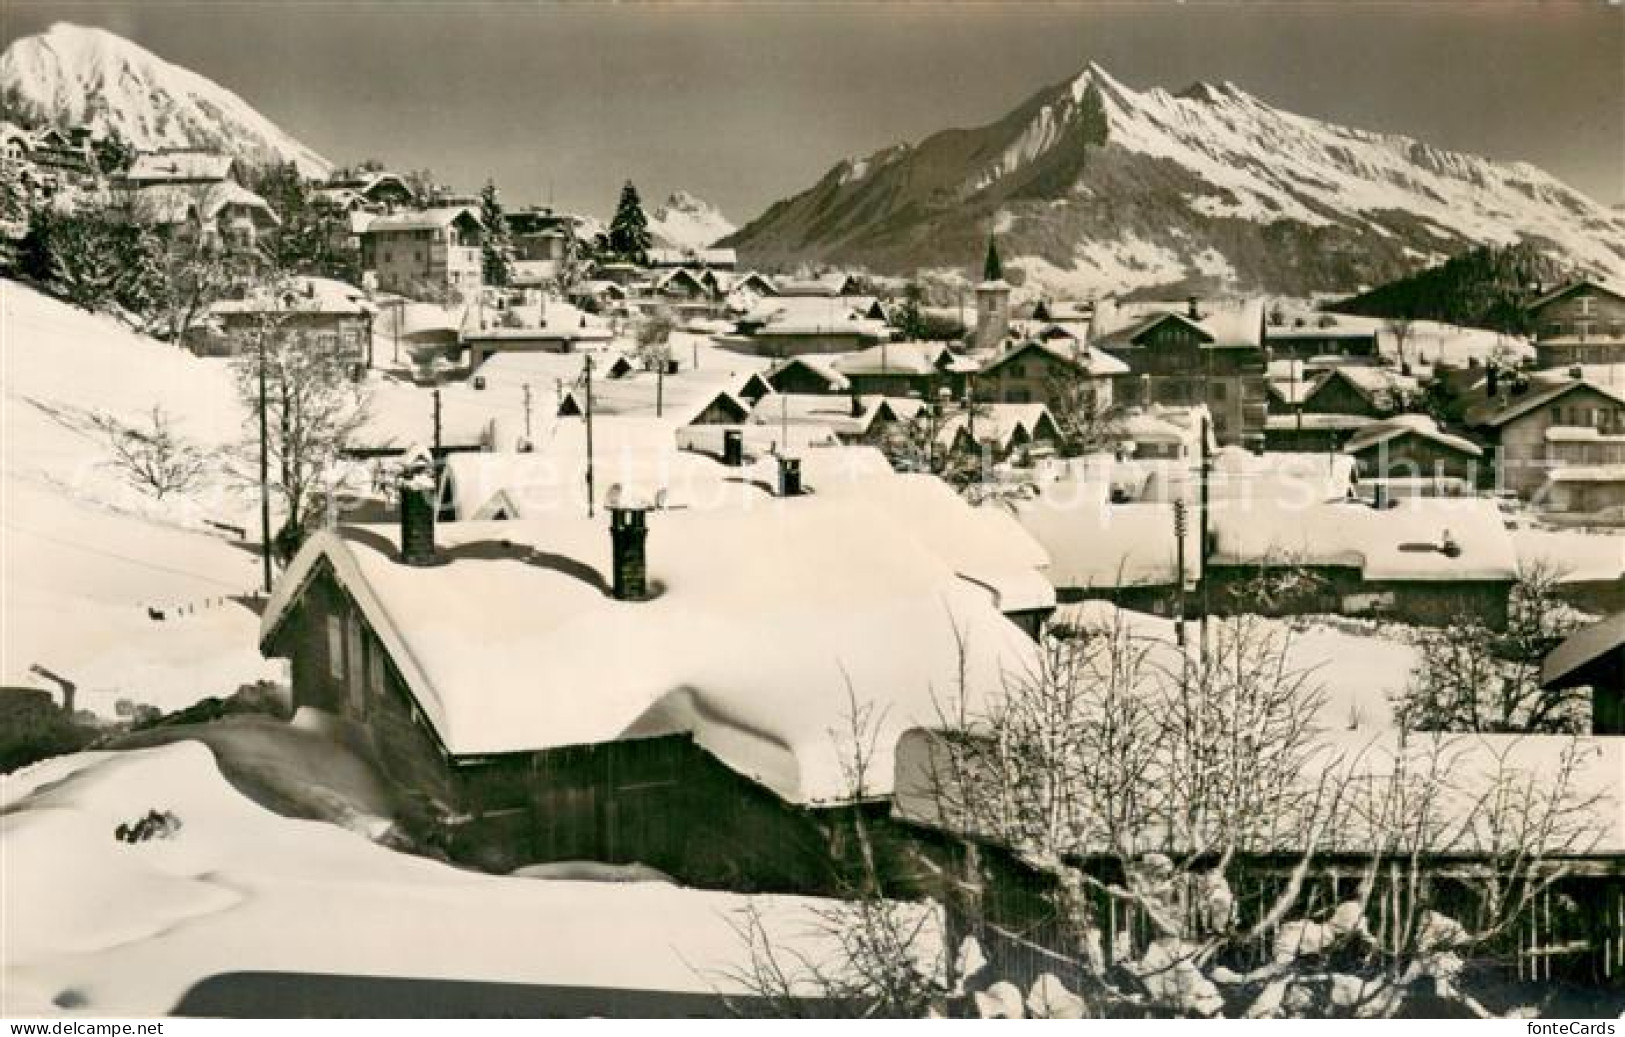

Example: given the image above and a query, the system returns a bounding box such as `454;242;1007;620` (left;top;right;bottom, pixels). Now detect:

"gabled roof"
1342;414;1483;457
1306;366;1419;413
979;338;1129;379
1542;611;1625;690
1469;378;1625;429
767;354;850;392
835;341;956;377
210;276;375;318
1524;277;1625;313
134;182;279;227
125;149;235;183
260;499;1038;805
363;206;483;235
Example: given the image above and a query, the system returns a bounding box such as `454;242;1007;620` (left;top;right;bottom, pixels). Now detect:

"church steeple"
983;234;1004;283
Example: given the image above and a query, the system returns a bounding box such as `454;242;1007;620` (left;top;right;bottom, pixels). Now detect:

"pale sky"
4;1;1622;222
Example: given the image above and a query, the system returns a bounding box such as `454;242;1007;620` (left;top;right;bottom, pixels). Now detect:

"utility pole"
256;327;272;594
522;382;533;443
656;346;665;418
432;387;443;455
1173;497;1188;650
584;354;596;518
1198;410;1212;660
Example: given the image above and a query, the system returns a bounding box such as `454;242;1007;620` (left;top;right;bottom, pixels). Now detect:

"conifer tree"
607;180;651;265
478;179;512;288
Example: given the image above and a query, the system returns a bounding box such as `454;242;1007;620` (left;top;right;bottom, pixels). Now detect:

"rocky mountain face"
723;63;1625;298
647;190;736;250
1;22;331;176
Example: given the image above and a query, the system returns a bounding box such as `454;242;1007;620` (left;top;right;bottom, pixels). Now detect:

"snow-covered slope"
0;22;330;176
1;741;909;1015
1;281;279;713
648;190;735;250
725;63;1625;296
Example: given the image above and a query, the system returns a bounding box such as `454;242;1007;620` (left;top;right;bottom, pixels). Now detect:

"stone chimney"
778;455;803;497
609;503;651;601
722;428;744;467
1187;295;1201;320
398;460;438;566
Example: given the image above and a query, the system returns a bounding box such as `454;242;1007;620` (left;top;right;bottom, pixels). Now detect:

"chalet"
1525;278;1625;369
766;355;849;396
647;247;737;271
362;207;485;299
197;276;376;368
1542;611;1625;735
258;489;1039;888
322;171;416;210
135;182;280;257
938;403;1061;461
1342;414;1484;488
775;272;862;297
1091;298;1269;448
1262;321;1380;364
1468;377;1625;506
1114;405;1211;461
975;338;1127;409
463;301;615;369
1206;495;1519;627
123;149;239;188
723;297;892;358
746;391;908;443
835;341;975;399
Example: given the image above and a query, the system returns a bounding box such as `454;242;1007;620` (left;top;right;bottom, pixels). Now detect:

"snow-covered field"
1;739;884;1016
1;282;281;711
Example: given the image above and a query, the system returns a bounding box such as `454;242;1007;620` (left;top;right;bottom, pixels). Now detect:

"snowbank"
0;743;905;1016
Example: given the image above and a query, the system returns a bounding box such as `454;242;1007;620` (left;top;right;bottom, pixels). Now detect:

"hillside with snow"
0;22;330;176
648;191;735;250
724;63;1625;297
1;282;280;714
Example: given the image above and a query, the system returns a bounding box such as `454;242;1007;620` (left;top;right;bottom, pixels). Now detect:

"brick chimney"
398;460;438;566
609;502;651;601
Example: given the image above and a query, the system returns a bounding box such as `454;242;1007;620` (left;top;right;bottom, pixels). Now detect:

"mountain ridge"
0;22;331;176
723;63;1625;297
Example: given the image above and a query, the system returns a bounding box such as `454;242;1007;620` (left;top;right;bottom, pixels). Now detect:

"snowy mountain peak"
726;59;1625;296
0;22;331;176
647;190;736;250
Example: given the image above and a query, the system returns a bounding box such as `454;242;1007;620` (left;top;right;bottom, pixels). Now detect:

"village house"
463;304;615;370
195;276;376;368
1090;297;1271;448
1542;611;1625;736
834;341;976;399
1342;414;1484;493
134;181;281;258
1205;494;1519;627
1525;278;1625;369
765;355;849;396
647;247;738;271
1259;364;1428;454
974;336;1128;409
320;170;417;211
1468;376;1625;508
505;207;580;289
938;402;1061;462
723;295;892;358
1262;318;1380;364
121;148;239;188
257;488;1039;888
362;206;485;299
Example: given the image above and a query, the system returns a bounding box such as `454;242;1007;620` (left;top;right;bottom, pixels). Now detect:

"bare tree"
231;287;372;559
1045;371;1121;456
1385;317;1417;373
1398;565;1592;734
90;404;210;500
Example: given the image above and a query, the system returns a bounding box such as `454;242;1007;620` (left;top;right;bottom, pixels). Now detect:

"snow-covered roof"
835;341;957;377
125;149;234;183
1524;277;1625;313
210;276;375;318
1092;298;1266;350
980;338;1129;378
1343;414;1482;457
740;296;890;339
1210;495;1519;582
1542;610;1625;689
939;403;1056;452
767;354;850;392
134;181;279;227
1308;366;1419;411
1011;477;1197;589
261;499;1039;805
1469;378;1625;429
363;206;483;235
